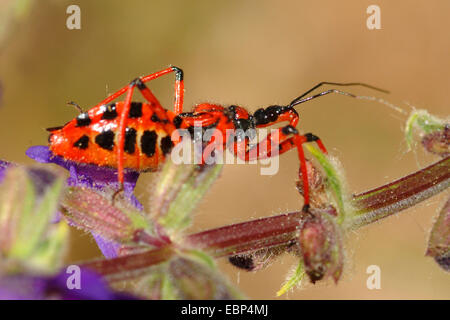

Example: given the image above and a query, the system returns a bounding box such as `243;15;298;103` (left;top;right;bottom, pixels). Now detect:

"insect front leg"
231;126;328;212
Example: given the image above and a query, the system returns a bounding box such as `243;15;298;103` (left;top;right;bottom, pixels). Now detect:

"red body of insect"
48;66;381;211
49;100;179;170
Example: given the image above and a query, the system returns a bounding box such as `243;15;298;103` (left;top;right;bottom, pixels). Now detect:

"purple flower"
1;159;60;196
26;146;143;258
0;268;136;300
0;160;12;183
26;146;140;201
92;232;123;259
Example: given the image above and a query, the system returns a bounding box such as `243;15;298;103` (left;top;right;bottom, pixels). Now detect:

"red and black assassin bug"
47;66;387;211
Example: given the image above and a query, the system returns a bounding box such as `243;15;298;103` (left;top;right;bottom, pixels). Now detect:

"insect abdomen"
48;101;176;171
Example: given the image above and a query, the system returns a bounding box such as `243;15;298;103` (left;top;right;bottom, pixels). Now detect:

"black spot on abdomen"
160;136;174;155
73;135;89;149
101;103;118;120
129;102;143;118
124;127;137;154
151;113;161;122
76;113;91;127
141;130;157;157
173;115;183;128
95;130;115;150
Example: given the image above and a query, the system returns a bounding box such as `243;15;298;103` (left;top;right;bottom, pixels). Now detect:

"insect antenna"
67;101;84;113
288;82;406;115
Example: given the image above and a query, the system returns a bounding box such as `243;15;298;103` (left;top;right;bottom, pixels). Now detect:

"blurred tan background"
0;0;449;299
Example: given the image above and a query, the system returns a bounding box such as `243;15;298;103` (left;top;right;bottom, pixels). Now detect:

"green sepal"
405;109;447;151
304;144;351;224
152;158;223;232
5;167;65;260
277;261;305;296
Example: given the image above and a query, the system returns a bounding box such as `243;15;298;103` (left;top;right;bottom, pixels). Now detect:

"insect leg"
92;66;184;114
231;127;327;211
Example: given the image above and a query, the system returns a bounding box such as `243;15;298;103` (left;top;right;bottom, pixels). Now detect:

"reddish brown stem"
80;156;449;280
82;246;174;282
350;156;450;228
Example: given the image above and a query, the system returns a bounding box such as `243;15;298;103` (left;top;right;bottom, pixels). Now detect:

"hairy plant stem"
81;156;450;280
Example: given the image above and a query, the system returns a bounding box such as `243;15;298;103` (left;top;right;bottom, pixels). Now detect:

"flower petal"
26;146;140;191
26;146;143;258
0;160;12;183
0;269;137;300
